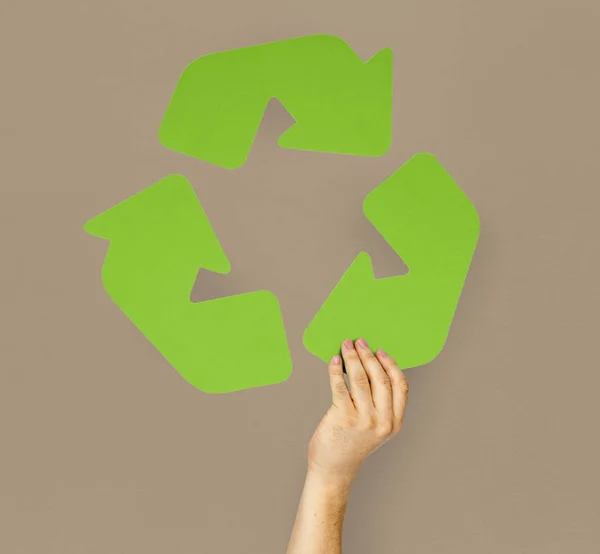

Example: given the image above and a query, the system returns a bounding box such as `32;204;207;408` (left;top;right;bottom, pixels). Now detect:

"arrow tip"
277;46;392;157
84;212;111;240
365;46;393;71
83;174;195;241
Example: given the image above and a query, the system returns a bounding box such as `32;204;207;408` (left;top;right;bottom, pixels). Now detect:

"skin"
286;338;409;554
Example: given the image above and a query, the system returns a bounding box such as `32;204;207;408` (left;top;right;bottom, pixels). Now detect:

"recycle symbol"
85;34;480;394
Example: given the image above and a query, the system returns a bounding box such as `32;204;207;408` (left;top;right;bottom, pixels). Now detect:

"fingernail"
357;338;368;348
343;339;354;350
378;349;387;357
331;355;341;365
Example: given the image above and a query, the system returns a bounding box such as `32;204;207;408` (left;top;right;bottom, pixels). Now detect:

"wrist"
302;467;354;517
306;463;357;492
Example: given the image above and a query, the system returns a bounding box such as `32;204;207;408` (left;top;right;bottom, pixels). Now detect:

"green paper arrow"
84;174;292;393
303;153;480;369
158;34;392;169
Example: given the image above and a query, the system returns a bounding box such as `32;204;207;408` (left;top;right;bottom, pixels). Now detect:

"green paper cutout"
158;34;392;169
303;153;480;369
85;175;292;393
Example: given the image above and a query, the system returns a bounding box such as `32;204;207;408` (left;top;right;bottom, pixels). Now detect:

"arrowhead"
84;177;193;241
303;252;376;360
84;174;231;275
277;48;393;157
83;214;111;240
84;205;127;241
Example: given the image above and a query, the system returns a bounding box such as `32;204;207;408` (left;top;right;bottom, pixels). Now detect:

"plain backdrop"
1;1;599;553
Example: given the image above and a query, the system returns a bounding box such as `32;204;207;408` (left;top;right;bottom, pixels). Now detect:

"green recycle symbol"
85;34;480;394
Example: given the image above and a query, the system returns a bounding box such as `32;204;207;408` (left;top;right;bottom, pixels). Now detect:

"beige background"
1;0;599;552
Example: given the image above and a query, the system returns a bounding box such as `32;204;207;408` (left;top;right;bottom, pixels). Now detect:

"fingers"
355;338;392;418
341;339;374;413
376;349;409;433
328;355;354;412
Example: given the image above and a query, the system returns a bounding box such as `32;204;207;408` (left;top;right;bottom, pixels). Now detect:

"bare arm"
286;467;353;554
287;338;409;554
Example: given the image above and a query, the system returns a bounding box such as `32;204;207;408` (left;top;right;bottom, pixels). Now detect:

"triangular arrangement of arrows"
85;34;479;393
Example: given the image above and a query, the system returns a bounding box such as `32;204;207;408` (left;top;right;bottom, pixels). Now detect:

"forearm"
287;341;409;553
287;468;355;554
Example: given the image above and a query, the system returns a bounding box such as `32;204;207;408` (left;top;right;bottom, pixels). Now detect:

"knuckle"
330;369;344;379
345;348;359;359
361;414;377;430
335;382;348;396
353;372;370;387
388;366;402;381
385;358;400;372
377;421;393;437
362;349;377;361
376;373;391;386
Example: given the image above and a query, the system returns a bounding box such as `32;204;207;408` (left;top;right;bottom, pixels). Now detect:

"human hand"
307;338;409;481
